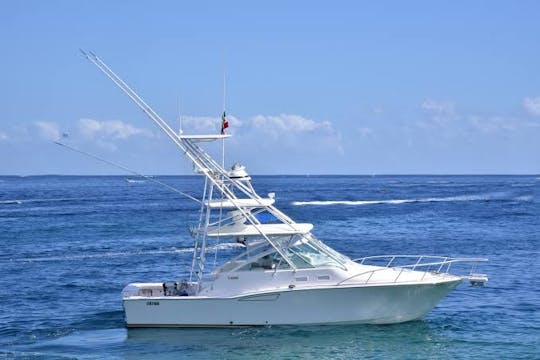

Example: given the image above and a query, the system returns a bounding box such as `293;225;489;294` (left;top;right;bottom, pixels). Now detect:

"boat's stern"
122;281;199;327
122;282;165;298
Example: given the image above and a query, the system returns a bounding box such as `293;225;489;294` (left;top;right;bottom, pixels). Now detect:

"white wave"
0;197;106;205
293;199;409;206
292;194;507;206
0;200;22;204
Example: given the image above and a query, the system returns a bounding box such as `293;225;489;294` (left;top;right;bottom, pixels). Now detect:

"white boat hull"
123;279;460;327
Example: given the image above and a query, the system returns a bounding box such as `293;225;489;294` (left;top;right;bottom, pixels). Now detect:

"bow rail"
336;255;488;286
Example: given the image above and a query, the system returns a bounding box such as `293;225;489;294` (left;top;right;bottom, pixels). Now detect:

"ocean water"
0;175;538;359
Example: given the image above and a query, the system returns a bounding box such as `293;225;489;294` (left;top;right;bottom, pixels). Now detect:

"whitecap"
0;200;23;205
513;195;533;202
291;193;512;206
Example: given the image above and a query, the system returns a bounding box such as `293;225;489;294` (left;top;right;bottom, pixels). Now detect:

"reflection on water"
21;323;447;359
124;322;454;359
11;310;536;359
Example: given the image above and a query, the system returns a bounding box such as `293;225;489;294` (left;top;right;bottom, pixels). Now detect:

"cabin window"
285;248;315;269
235;251;292;271
288;239;341;268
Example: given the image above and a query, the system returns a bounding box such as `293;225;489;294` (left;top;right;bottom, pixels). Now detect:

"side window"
286;248;315;269
240;252;292;271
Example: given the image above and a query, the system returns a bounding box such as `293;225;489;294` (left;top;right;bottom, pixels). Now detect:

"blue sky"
1;1;539;175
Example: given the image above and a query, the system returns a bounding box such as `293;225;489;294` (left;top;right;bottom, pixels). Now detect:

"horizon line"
1;173;538;177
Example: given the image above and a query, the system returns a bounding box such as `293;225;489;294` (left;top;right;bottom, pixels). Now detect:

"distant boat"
83;51;489;328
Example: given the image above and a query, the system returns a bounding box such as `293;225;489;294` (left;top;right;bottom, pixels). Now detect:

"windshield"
287;237;342;268
217;234;345;273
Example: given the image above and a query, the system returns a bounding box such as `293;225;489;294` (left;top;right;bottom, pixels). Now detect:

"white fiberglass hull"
123;279;460;327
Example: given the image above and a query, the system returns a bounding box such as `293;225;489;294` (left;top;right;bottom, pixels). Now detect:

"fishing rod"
54;140;201;204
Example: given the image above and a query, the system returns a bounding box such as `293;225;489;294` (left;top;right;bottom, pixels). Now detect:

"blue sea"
1;175;538;359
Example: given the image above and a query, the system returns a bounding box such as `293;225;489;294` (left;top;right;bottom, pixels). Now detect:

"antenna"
216;64;227;267
222;66;226;113
221;66;226;169
178;97;183;135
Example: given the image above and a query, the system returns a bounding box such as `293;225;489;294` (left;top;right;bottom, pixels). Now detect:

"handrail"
337;256;488;286
354;254;452;263
353;255;487;268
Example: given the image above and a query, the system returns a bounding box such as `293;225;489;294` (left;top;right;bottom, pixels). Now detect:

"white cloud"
78;119;153;139
358;127;374;137
243;114;343;155
421;99;455;115
469;115;517;133
179;113;335;137
34;121;60;141
416;98;540;134
101;113;344;156
95;139;118;151
523;97;540;116
250;114;334;134
180;116;218;132
418;99;458;129
0;131;8;142
177;113;343;156
180;115;241;133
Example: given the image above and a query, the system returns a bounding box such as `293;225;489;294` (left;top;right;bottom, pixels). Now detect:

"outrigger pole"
80;50;308;281
53;140;200;204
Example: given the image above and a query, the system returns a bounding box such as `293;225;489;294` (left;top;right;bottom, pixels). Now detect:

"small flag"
221;111;229;135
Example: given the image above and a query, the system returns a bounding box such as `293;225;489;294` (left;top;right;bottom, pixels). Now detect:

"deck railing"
336;255;488;286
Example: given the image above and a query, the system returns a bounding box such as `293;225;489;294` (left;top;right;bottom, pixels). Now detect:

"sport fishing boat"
81;51;488;327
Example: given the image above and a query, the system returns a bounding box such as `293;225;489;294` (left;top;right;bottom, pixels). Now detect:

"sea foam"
291;193;519;206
